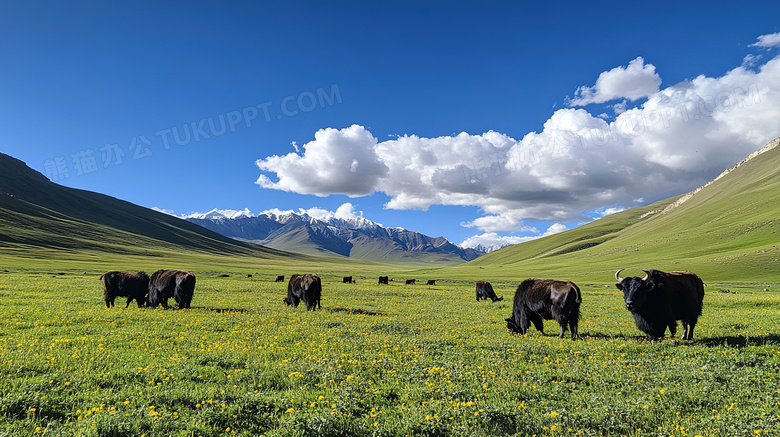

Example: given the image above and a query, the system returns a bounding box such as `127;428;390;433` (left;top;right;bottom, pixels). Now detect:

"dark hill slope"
0;152;289;259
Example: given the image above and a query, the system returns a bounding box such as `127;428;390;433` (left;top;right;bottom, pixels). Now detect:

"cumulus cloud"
256;42;780;240
567;57;662;106
256;125;388;196
750;32;780;48
460;223;567;251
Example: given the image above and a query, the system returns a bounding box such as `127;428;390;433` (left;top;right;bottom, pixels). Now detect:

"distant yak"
405;279;416;285
100;271;149;308
475;281;503;302
147;269;196;309
615;269;705;340
426;280;436;286
284;274;322;311
506;279;581;339
343;276;353;284
275;275;285;283
378;276;389;285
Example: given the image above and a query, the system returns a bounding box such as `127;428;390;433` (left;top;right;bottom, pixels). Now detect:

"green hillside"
0;153;314;271
437;137;780;284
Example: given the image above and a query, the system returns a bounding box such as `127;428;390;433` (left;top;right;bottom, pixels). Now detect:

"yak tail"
572;283;582;304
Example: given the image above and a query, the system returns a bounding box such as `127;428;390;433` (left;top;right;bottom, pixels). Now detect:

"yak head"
505;316;519;332
614;269;663;311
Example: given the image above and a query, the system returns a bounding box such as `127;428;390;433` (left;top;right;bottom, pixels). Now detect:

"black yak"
506;279;581;339
100;271;149;308
284;274;322;311
343;276;353;283
405;279;416;285
378;276;389;285
275;275;285;282
426;280;436;285
615;269;705;340
147;269;196;309
475;281;503;302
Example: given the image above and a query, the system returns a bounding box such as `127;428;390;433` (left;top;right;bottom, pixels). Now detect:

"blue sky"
2;1;780;250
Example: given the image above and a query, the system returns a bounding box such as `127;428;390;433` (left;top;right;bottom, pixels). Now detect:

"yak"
615;269;705;340
275;275;285;282
505;279;581;339
378;276;389;285
284;274;322;311
100;271;149;308
147;269;196;309
343;276;353;283
426;280;436;286
405;279;416;285
475;281;503;302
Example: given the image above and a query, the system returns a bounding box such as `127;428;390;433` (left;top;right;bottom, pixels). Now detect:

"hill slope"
0;152;294;261
448;137;780;283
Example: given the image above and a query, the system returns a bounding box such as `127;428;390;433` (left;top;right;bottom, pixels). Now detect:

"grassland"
1;269;778;436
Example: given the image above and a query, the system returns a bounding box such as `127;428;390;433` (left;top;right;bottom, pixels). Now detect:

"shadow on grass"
191;306;249;314
325;307;384;316
577;331;780;347
694;333;780;348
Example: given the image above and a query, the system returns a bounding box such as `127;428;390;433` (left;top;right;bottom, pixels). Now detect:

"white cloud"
460;223;567;251
334;202;361;220
256;44;780;235
255;124;388;196
750;32;780;48
567;57;662;106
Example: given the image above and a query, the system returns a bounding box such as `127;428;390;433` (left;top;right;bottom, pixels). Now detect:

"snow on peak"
185;208;252;220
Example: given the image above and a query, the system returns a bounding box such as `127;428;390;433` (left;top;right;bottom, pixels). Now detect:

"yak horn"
615;269;625;282
641;269;651;281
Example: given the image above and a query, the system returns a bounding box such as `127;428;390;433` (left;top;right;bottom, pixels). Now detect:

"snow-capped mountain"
184;208;485;263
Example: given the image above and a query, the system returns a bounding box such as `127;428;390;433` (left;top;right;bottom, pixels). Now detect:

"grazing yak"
147;269;196;309
284;274;322;311
615;269;705;340
506;279;581;339
426;280;436;286
343;276;353;284
405;279;416;285
475;281;503;302
378;276;389;285
100;271;149;308
275;275;285;282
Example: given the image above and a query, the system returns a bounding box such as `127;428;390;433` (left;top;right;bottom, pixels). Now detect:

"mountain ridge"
185;209;485;264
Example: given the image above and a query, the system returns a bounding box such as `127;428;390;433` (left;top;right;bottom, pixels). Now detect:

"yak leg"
681;320;696;340
125;297;133;308
517;308;531;334
557;320;567;338
529;312;545;335
569;318;579;340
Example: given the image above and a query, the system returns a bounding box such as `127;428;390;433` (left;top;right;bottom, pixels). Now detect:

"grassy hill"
426;137;780;284
0;152;330;274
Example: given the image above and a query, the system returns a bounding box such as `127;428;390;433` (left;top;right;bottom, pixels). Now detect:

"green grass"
1;271;779;436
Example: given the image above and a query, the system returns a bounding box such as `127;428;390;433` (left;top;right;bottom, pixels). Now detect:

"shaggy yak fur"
284;274;322;311
100;271;149;308
475;281;503;302
505;279;581;339
147;269;196;309
615;269;705;340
